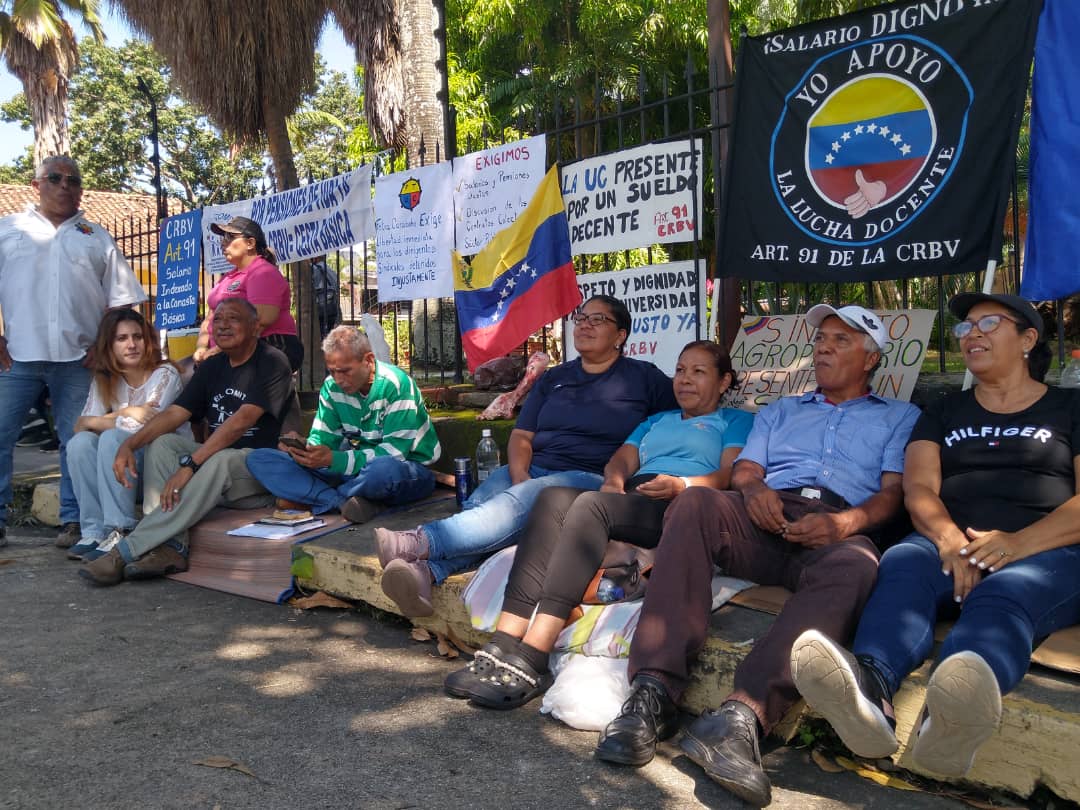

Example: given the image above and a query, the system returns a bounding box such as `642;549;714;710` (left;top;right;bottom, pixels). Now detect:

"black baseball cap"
948;293;1043;340
210;216;261;238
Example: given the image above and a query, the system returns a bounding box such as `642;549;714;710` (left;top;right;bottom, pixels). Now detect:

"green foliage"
58;38;265;206
447;0;709;136
290;57;375;179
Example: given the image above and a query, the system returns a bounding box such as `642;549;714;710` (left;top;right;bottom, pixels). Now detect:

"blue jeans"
424;464;603;583
0;360;91;528
67;428;144;541
854;533;1080;696
245;449;436;514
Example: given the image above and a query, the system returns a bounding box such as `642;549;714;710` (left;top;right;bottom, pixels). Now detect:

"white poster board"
373;162;456;301
728;309;935;412
561;138;704;256
452;134;546;255
565;261;705;375
202;165;374;274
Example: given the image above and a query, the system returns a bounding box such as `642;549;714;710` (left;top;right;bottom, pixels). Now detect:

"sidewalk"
0;527;976;810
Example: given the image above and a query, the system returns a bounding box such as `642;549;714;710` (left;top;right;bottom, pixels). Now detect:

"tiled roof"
0;183;183;229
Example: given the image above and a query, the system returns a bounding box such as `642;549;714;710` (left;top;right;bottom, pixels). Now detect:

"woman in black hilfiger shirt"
792;292;1080;780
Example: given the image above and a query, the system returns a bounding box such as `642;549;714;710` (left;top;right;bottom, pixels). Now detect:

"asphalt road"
1;527;978;810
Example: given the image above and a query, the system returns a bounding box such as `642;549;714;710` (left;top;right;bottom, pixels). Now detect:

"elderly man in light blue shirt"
595;304;920;808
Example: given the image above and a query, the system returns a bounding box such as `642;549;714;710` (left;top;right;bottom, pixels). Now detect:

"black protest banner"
718;0;1040;282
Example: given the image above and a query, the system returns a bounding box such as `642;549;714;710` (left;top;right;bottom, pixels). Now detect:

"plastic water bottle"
596;577;625;603
475;429;500;484
1061;349;1080;389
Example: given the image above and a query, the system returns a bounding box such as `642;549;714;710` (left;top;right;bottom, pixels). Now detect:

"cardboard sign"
202;165;375;274
453;134;546;255
729;309;934;411
374;162;456;301
565;261;705;375
155;210;201;329
561;139;703;256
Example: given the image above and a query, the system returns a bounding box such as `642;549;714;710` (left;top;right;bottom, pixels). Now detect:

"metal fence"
114;56;1069;393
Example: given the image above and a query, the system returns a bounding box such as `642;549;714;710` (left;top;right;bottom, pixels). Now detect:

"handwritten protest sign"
374;162;455;301
453;134;546;255
561;139;703;256
155;210;201;329
565;261;704;375
201;165;375;274
729;309;933;412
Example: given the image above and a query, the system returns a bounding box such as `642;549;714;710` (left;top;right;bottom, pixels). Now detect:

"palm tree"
1;0;105;166
112;0;426;385
113;0;411;187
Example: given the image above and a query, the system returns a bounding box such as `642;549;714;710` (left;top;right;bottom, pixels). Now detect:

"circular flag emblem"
771;36;973;247
398;178;422;211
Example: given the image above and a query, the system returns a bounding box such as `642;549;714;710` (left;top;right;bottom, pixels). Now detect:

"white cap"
805;304;888;352
481;428;492;437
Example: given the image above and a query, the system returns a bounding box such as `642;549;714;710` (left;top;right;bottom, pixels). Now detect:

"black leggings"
261;333;304;373
502;486;669;622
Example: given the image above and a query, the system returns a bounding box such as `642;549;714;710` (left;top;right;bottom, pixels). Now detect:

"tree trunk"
397;0;444;166
262;91;325;388
6;30;74;167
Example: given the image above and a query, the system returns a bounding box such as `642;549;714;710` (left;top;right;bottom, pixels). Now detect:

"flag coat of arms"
718;0;1040;282
454;165;582;372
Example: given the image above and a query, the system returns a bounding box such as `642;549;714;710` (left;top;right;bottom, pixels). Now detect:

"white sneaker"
791;629;899;759
910;650;1001;777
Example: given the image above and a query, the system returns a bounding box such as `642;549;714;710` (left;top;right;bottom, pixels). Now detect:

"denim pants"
67;428;144;541
854;533;1080;696
244;449;435;514
423;464;603;584
0;360;91;528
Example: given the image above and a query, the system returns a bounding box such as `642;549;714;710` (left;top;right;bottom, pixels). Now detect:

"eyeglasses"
220;232;249;244
41;172;83;187
952;313;1024;339
572;312;616;327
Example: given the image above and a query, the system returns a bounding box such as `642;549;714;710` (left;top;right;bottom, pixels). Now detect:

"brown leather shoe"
340;495;386;525
55;522;81;549
78;548;125;586
123;544;189;580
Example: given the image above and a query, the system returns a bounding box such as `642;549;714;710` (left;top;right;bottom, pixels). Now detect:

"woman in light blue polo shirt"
446;340;754;709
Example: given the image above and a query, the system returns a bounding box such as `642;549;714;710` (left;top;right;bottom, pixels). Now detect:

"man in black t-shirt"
81;298;293;586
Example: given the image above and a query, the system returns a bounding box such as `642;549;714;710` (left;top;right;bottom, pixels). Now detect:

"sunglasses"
220;232;250;244
41;172;83;187
952;313;1025;339
572;312;616;327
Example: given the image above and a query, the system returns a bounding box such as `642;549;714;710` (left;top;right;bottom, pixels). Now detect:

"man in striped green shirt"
245;325;441;523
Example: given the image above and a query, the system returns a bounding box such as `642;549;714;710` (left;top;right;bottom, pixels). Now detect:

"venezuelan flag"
454;165;582;372
807;77;934;207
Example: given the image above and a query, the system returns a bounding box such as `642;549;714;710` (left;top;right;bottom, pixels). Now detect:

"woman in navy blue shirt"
373;295;676;617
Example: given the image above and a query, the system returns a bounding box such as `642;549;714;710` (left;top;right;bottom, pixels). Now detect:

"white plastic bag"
359;314;392;362
540;653;632;731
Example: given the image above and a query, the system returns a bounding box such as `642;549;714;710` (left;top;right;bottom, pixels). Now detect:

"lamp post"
135;76;167;222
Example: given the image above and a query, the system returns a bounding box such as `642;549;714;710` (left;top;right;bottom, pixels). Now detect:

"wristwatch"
178;454;201;473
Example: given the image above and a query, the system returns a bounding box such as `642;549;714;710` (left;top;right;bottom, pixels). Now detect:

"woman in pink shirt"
194;216;303;371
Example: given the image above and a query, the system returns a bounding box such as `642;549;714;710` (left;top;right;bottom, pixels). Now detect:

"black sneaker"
679;701;772;807
595;674;680;766
790;629;898;759
16;415;52;447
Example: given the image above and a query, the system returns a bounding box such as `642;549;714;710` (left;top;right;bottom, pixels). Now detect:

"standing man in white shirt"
0;156;146;549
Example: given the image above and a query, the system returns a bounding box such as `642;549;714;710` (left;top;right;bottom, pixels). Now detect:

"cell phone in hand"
280;436;307;450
